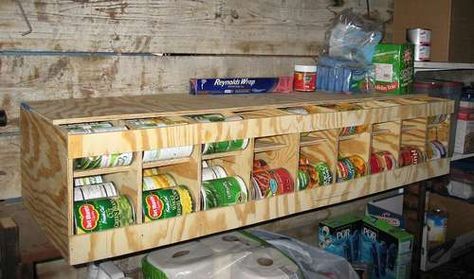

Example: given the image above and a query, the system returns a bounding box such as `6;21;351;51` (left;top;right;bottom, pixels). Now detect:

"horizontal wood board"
68;158;449;264
25;93;453;125
0;0;392;54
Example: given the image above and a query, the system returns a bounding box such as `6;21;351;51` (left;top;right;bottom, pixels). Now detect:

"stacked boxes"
318;215;362;263
319;215;414;279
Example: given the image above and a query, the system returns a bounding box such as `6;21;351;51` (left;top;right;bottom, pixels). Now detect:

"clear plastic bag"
322;9;383;65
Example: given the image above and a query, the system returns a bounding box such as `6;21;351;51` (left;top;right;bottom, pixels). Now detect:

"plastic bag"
249;230;359;279
322;9;383;65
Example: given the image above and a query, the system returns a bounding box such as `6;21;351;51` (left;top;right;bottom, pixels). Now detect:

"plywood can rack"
20;92;453;265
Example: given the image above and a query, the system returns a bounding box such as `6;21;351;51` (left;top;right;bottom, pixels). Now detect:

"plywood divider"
254;134;300;189
372;121;402;165
401;118;429;154
300;129;338;184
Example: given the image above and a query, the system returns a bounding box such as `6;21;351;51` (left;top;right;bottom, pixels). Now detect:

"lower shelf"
67;158;450;265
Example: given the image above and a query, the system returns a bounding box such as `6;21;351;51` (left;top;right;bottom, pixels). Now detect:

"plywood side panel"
0;55;314;134
0;0;393;54
20;108;69;259
0;135;20;200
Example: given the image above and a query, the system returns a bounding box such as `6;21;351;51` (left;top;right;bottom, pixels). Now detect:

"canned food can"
126;117;189;129
190;114;227;122
74;182;118;202
414;44;431;62
253;159;270;172
176;186;194;214
407;28;431;45
202;176;248;209
272;168;294;194
202;166;228;181
202;138;249;155
143;145;193;162
348;155;367;177
142;188;181;222
142;173;178;191
74;152;133;170
74;175;104;187
370;153;384;174
74;195;134;234
297;169;310;190
313;162;333;186
252;170;278;198
143;168;160;177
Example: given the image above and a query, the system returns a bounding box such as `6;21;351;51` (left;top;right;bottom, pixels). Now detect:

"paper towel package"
142;231;302;279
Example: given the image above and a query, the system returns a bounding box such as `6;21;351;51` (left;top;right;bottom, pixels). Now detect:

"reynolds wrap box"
360;216;413;279
318;214;362;263
373;44;414;95
190;77;293;95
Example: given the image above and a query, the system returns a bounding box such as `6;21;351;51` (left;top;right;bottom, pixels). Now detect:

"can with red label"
294;65;317;92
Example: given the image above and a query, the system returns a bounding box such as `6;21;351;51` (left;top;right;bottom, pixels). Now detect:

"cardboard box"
454;108;474;154
360;216;413;279
367;194;405;229
420;193;474;271
318;214;362;263
372;44;414;95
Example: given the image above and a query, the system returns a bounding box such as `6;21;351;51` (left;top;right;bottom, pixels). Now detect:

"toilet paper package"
142;231;302;279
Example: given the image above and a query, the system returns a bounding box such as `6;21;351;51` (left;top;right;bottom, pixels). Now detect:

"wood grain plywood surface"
0;0;392;55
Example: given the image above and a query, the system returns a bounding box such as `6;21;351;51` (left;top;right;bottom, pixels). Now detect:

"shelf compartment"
67;158;450;265
401;118;428;155
371;121;402;168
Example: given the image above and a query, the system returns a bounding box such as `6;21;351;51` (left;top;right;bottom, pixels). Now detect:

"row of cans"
370;151;397;174
252;160;294;199
337;155;367;182
399;146;426;167
298;156;333;189
427;140;447;160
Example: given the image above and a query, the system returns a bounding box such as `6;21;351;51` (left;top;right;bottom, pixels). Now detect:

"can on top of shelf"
407;28;431;46
65;122;127;134
74;152;133;170
202;138;249;155
74;182;118;202
294;65;317;92
74;195;134;234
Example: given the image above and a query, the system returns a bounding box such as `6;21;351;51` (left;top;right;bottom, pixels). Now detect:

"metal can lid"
295;65;317;73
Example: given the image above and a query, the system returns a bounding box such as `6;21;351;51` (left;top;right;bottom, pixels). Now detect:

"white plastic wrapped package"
142;230;357;279
142;231;302;279
249;230;359;279
323;9;383;65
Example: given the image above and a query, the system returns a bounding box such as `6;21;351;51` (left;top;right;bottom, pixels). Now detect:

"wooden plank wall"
0;0;393;200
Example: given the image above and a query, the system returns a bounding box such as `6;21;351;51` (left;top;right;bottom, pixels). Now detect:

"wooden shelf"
68;159;449;265
73;165;134;178
142;157;192;168
254;140;287;153
20;93;455;265
299;136;327;147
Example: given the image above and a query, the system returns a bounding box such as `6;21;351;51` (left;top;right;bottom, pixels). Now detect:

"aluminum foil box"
190;77;293;94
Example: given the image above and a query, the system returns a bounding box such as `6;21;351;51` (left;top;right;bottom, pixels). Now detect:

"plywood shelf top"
21;92;434;125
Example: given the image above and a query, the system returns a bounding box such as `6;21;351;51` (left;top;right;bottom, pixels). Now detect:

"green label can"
201;176;248;209
74;195;134;234
142;188;182;222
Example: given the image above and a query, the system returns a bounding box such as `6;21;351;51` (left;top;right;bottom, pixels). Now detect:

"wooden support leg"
0;217;20;279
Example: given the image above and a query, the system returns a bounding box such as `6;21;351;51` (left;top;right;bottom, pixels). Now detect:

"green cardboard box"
373;44;414;95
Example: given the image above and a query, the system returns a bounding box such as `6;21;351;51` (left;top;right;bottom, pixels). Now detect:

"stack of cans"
407;28;431;61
